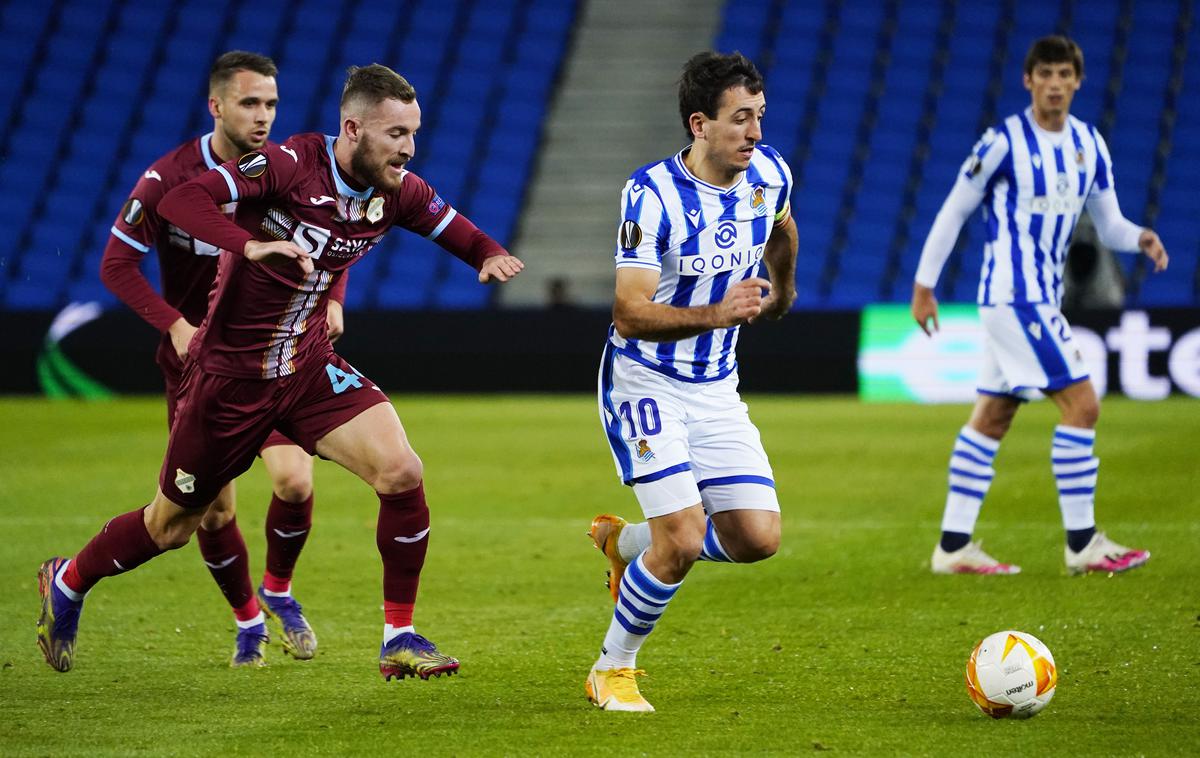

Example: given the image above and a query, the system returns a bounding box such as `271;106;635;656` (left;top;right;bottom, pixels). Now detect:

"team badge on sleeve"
121;198;144;226
367;196;385;223
619;220;643;251
237;151;268;178
428;194;446;215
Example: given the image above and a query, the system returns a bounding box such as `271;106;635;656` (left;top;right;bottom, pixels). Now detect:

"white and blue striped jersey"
965;107;1118;307
609;144;793;382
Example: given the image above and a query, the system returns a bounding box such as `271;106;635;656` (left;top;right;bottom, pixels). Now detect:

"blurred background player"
586;52;798;712
102;51;329;666
911;36;1169;576
37;64;523;680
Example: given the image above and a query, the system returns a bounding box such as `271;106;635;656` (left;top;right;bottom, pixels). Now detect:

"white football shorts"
977;304;1089;399
597;343;779;519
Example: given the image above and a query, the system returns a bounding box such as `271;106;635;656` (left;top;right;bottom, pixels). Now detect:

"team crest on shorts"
634;439;655;463
174;468;196;494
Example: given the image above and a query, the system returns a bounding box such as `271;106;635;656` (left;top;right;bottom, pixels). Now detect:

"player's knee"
374;455;424;494
732;530;780;563
1071;400;1100;429
271;468;313;503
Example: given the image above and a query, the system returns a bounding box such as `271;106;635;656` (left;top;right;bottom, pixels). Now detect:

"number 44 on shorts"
325;362;363;394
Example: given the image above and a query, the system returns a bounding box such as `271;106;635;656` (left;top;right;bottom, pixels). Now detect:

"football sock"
196;515;256;616
263;493;313;593
63;506;164;595
377;484;429;627
939;426;999;544
383;624;415;644
596;554;680;669
1052;425;1098;549
698;519;734;562
616;521;651;562
236;612;265;629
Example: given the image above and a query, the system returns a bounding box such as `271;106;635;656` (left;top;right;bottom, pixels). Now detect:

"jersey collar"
674;147;746;195
325;135;374;200
200;133;219;170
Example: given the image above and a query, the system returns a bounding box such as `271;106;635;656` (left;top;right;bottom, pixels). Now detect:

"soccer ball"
965;630;1057;719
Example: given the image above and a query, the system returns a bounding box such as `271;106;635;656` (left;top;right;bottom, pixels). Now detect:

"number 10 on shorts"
617;398;661;439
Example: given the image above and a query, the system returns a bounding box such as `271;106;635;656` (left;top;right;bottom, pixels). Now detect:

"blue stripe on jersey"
1068;125;1088;198
656;171;705;366
1048;145;1069;301
999;124;1023;304
600;343;634;483
691;190;743;376
757;146;790;213
1087;124;1110;191
1013;304;1069;380
644;175;672;263
1018;113;1049;302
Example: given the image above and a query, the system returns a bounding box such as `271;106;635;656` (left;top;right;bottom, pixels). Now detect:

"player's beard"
351;133;405;191
224;124;265;156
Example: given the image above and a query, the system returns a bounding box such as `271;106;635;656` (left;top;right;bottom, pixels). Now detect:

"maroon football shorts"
158;339;301;452
158;351;390;508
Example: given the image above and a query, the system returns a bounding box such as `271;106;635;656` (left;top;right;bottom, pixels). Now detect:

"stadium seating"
717;0;1199;309
0;0;578;311
1;0;1195;312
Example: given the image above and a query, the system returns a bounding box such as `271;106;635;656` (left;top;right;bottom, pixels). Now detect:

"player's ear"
208;96;221;120
1022;72;1033;92
343;117;362;142
688;111;706;142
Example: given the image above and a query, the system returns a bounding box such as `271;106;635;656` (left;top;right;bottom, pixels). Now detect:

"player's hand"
167;317;198;362
912;283;940;336
244;239;313;275
717;277;770;327
752;284;795;323
1139;229;1169;272
478;254;524;284
326;300;344;343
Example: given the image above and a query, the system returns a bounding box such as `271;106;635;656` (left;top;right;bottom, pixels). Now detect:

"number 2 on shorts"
617;398;662;439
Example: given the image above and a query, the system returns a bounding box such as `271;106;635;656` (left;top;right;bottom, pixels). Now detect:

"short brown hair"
678;51;764;140
209;51;277;95
1024;35;1084;77
340;64;417;113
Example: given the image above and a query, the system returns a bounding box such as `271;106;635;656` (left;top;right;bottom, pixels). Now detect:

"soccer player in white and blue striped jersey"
912;36;1169;577
583;52;798;712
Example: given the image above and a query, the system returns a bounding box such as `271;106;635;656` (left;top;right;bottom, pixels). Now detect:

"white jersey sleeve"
913;129;1007;288
614;178;667;271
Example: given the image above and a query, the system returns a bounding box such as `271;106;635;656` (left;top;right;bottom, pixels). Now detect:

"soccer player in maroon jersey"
101;52;329;667
37;64;523;680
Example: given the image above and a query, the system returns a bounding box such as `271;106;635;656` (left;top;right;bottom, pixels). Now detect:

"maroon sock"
264;493;313;590
376;484;430;620
63;506;164;594
196;515;256;615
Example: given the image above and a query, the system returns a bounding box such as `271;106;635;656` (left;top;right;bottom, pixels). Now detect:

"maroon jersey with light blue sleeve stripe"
160;132;483;379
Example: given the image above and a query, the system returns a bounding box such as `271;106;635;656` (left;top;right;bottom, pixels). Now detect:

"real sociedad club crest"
751;185;768;215
237;151;268;178
635;439;655;463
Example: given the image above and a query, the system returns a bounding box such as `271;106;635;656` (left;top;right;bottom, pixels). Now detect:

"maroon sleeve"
159;142;304;256
101;168;184;332
329;270;348;304
393;172;507;271
100;237;183;333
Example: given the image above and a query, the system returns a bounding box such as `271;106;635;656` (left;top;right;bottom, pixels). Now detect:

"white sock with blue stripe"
596;554;680;669
1053;425;1098;547
698;519;734;562
939;426;1000;549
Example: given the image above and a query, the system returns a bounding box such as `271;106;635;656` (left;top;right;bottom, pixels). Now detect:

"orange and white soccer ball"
965;630;1057;719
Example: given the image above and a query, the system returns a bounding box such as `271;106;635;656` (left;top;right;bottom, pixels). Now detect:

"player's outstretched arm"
614;267;769;342
911;283;940;336
755;215;798;321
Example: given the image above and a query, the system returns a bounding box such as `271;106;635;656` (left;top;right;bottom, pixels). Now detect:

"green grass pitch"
0;395;1197;756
